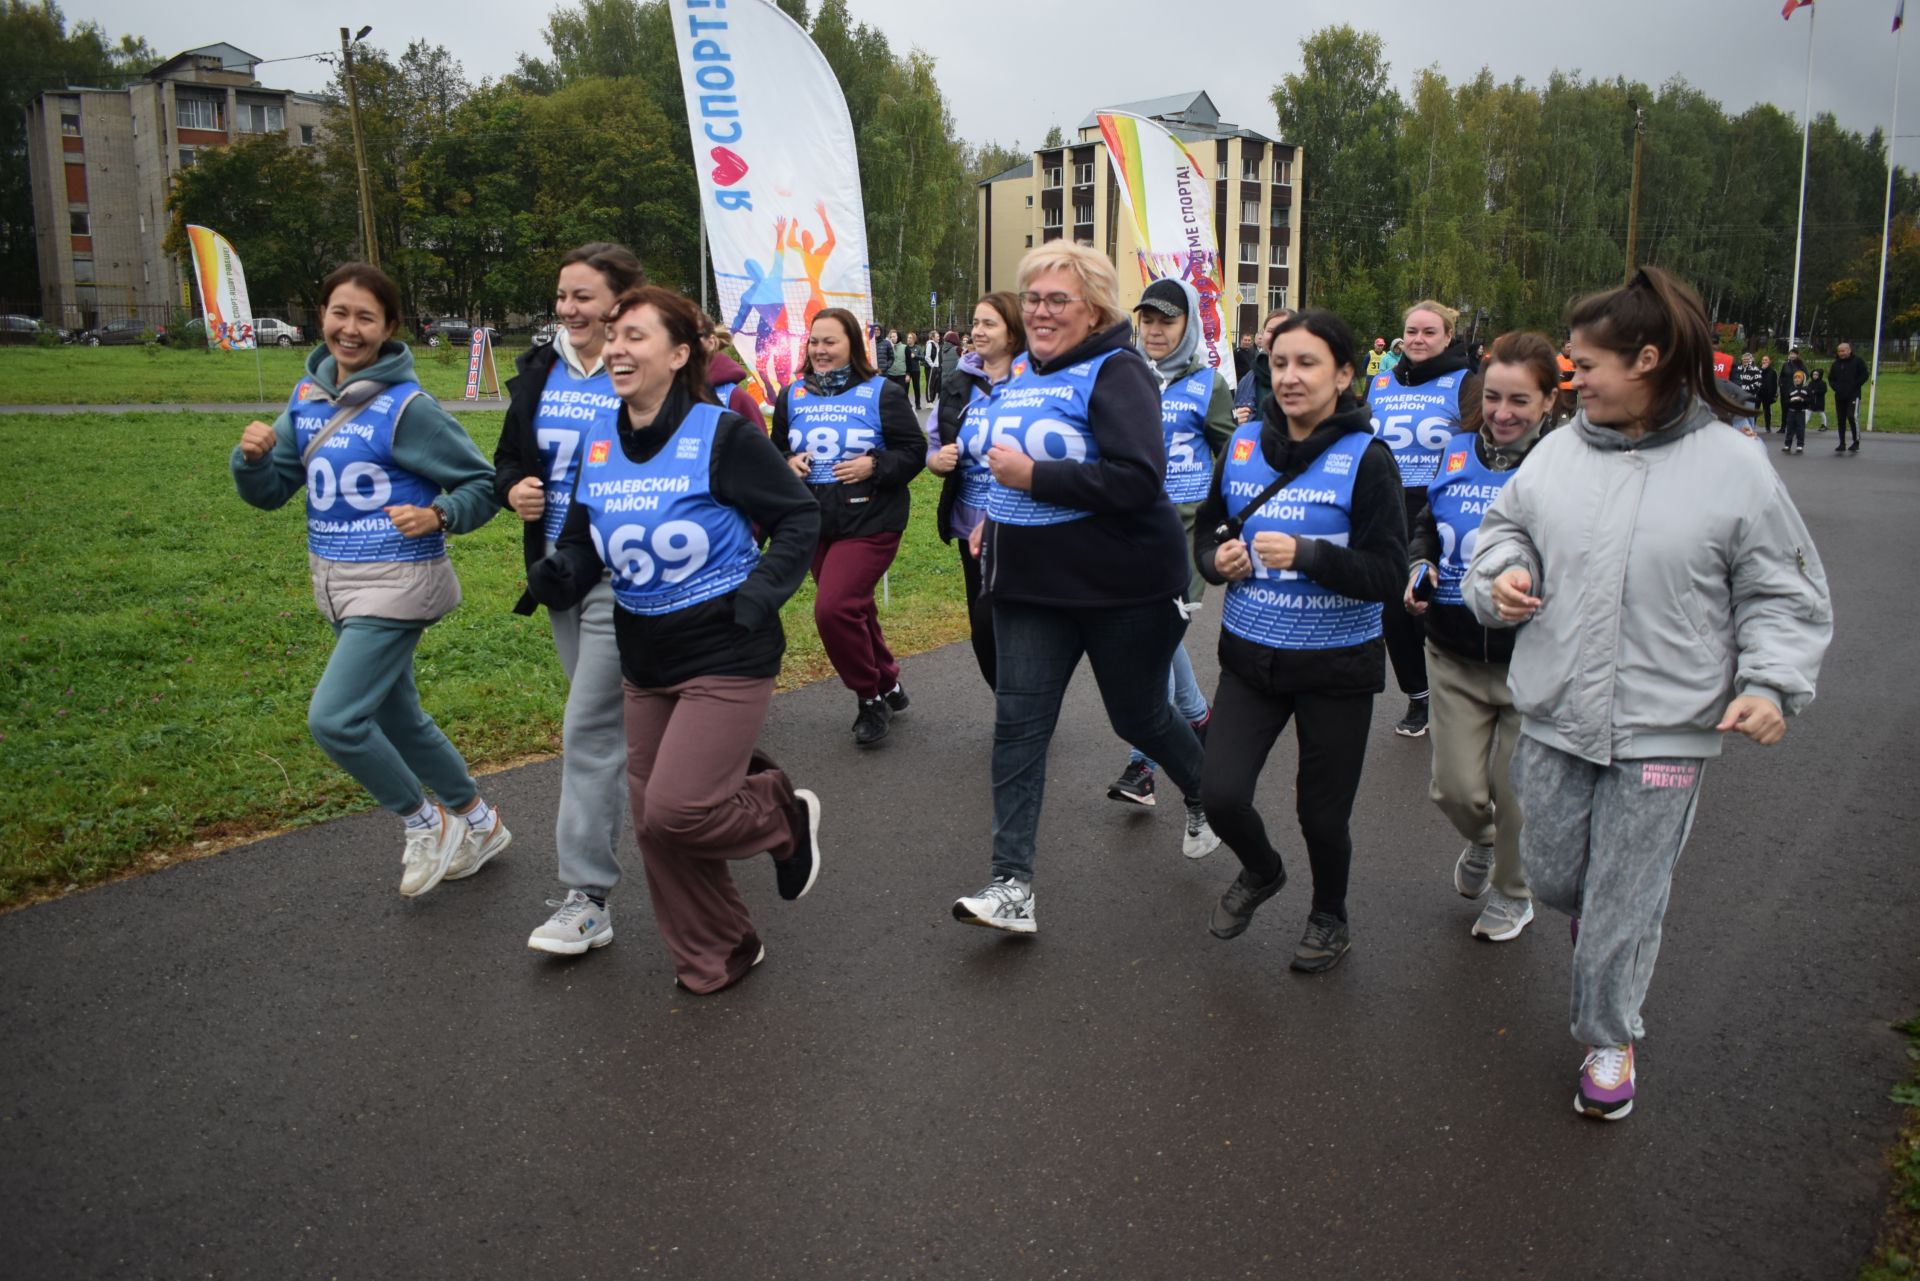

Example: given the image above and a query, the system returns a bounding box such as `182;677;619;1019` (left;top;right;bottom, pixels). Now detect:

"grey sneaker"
1290;911;1352;974
444;812;512;881
1471;889;1535;941
398;806;463;897
528;890;613;955
1182;797;1222;860
1452;842;1494;899
1209;865;1286;939
952;876;1036;935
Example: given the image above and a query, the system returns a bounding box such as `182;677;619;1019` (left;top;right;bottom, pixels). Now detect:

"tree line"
1277;25;1919;351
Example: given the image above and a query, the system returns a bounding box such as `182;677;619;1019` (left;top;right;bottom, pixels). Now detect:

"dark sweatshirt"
494;339;572;611
707;351;763;425
528;384;820;688
773;372;924;542
1193;397;1407;695
979;320;1189;608
1828;352;1869;401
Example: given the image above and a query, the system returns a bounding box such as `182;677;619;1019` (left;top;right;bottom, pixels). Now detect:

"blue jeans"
1128;641;1208;768
990;598;1205;882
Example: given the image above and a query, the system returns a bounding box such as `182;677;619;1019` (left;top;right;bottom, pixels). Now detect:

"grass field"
0;410;967;909
0;342;523;405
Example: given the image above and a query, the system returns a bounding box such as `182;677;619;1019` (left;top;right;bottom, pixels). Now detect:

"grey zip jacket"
1464;397;1832;764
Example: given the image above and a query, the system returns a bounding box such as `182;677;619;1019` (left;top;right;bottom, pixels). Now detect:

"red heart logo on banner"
710;146;749;187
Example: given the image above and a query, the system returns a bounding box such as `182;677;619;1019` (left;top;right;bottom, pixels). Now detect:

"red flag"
1783;0;1813;17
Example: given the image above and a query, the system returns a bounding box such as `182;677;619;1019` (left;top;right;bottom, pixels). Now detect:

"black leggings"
1382;489;1428;698
1758;398;1774;431
1199;666;1374;921
957;538;995;689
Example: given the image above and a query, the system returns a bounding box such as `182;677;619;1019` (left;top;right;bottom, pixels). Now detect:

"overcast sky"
69;0;1920;167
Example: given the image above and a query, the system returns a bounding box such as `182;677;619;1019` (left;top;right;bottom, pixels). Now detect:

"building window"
1042;207;1063;229
1240;199;1259;224
1275;157;1293;185
1239;241;1257;264
300;124;316;145
1024;193;1033;208
1074;161;1094;185
70;210;89;235
1241;157;1260;181
176;96;222;130
1025;234;1034;247
179;148;196;169
1236;282;1257;306
236;103;285;134
1216;159;1227;180
1073;202;1093;225
1268;286;1288;312
1270;204;1289;229
1270;241;1288;267
60;113;81;136
1043;166;1062;189
73;257;95;284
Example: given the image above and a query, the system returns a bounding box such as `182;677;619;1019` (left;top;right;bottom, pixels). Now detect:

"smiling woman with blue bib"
231;262;508;900
948;241;1214;937
1193;310;1407;974
528;285;823;996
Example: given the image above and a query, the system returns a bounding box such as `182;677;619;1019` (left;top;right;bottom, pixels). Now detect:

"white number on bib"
1375;413;1413;450
1436;522;1479;569
1023;416;1088;463
537;428;580;483
1167;432;1198;469
1416;417;1455;451
307;457;392;512
591;519;712;588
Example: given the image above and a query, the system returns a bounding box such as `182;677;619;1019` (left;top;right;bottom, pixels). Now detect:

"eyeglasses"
1018;291;1085;315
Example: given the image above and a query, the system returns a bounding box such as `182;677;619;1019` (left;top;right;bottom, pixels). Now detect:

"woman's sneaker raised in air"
1471;889;1534;941
1394;698;1429;738
1576;1043;1635;1120
1108;761;1157;806
1209;866;1286;939
1453;841;1494;898
528;890;613;955
952;876;1036;935
1289;911;1352;973
1182;797;1221;859
775;789;823;901
444;812;512;881
883;682;910;713
399;805;464;897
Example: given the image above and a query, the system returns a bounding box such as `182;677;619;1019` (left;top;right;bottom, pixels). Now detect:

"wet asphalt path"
3;434;1917;1280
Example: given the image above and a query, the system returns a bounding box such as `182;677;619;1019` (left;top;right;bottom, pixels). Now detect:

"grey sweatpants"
1425;642;1527;900
550;575;629;895
1511;734;1705;1048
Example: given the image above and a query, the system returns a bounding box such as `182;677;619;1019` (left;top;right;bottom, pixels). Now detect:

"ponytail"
1566;266;1746;424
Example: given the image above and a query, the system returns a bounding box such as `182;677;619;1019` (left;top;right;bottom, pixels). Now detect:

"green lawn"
0;411;967;909
0;342;522;405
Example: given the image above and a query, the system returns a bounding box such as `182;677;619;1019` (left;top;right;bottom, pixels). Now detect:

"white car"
252;317;305;347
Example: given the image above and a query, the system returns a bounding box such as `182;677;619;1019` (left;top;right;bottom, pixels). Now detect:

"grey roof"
980;158;1034;186
149;43;264;79
1076;90;1219;132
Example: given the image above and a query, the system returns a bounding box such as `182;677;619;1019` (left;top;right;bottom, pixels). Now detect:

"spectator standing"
1828;340;1868;452
1807;368;1829;433
905;330;926;409
1757;354;1779;433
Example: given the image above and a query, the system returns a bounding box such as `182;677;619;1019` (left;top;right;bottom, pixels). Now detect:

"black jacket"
528;385;820;688
1758;365;1779;401
1194;399;1407;695
1828;353;1869;401
1407;428;1538;665
932;360;992;545
492;339;567;613
773;373;924;542
1808;373;1828;411
1733;361;1763;401
979;321;1188;608
873;336;895;373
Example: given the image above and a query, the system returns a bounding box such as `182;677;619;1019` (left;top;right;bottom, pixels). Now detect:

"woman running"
1106;277;1233;816
1466;267;1831;1120
232;262;507;899
949;242;1214;936
927;291;1026;689
493;242;643;954
529;285;824;995
1194;309;1407;974
774;308;925;746
1367;300;1475;739
1404;331;1554;943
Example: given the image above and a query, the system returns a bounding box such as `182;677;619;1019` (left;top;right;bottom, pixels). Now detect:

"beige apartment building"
23;43;330;329
977;91;1303;346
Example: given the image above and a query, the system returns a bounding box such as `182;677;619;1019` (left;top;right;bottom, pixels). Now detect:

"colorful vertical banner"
671;0;873;397
1096;111;1232;373
184;224;256;350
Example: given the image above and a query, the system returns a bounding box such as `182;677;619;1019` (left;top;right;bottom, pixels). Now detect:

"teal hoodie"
231;340;498;534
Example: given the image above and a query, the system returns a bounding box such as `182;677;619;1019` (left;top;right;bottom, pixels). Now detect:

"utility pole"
340;25;379;269
1624;102;1645;283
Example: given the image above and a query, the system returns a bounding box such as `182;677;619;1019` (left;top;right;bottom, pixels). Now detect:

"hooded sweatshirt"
932;347;1022;543
1465;397;1832;764
1140;276;1237;478
233;340;498;624
706;350;763;426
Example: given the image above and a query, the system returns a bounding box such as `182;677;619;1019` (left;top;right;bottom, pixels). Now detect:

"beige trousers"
1425;642;1529;899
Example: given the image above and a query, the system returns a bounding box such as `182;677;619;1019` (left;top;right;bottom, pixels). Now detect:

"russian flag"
1783;0;1812;17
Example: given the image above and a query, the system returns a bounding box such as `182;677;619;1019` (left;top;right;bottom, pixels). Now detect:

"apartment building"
23;43;330;329
977;91;1303;345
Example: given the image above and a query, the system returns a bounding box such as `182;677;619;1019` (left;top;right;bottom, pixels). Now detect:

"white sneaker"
1471;889;1535;941
1182;797;1222;860
444;811;512;881
399;806;463;897
952;876;1037;935
528;890;614;955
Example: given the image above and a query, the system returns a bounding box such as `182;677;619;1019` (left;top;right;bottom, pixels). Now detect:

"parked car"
79;317;158;346
421;319;498;348
254;317;304;347
0;314;66;344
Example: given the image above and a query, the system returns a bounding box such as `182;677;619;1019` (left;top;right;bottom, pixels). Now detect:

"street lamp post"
340;25;379;269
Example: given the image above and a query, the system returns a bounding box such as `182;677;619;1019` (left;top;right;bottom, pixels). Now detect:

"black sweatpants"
1200;665;1375;922
1382;489;1429;699
957;538;995;689
1757;398;1775;431
1837;396;1860;445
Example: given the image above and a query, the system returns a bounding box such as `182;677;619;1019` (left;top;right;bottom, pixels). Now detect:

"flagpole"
1788;3;1817;350
1869;19;1903;433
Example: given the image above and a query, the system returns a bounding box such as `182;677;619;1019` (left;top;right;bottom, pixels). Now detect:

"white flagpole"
1869;19;1904;433
1788;3;1817;349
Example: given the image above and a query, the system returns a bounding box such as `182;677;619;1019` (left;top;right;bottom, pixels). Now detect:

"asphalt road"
4;432;1917;1281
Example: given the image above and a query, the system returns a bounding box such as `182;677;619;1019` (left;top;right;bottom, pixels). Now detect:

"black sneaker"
1394;698;1429;738
1208;865;1286;939
1849;442;1860;453
882;682;910;713
1108;761;1157;806
775;789;822;901
1835;444;1847;453
1290;911;1352;973
852;697;892;747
